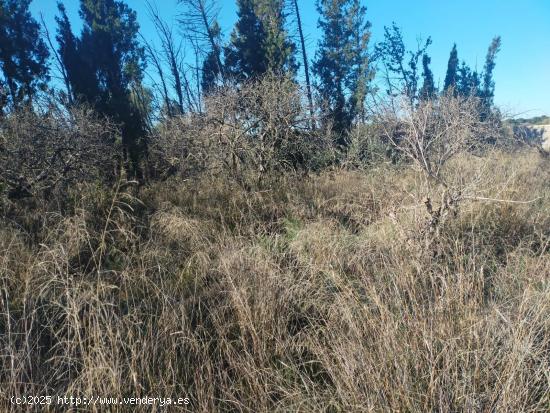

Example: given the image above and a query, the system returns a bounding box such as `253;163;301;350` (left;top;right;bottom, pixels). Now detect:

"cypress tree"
419;53;436;101
224;0;268;79
56;0;147;177
456;61;480;98
348;0;373;123
481;36;501;109
224;0;296;80
255;0;297;75
55;3;97;103
443;43;459;92
0;0;49;111
313;0;371;142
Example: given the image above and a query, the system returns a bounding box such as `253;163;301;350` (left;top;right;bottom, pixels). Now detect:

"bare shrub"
370;93;524;239
374;93;500;182
346;123;394;167
0;106;120;199
151;74;333;187
149;113;219;180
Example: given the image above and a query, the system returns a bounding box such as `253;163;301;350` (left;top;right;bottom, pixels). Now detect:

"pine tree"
419;53;436;101
443;43;459;92
0;0;49;111
313;0;371;142
56;0;147;177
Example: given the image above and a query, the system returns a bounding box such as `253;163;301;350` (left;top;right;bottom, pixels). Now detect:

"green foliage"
224;0;268;79
443;37;501;114
225;0;296;80
443;43;458;92
56;0;147;177
0;0;49;111
374;23;431;105
347;0;373;123
56;3;95;101
313;0;372;143
481;36;502;112
419;53;436;101
255;0;297;75
456;61;480;97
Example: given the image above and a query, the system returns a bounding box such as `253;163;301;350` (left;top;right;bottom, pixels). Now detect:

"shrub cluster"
1;75;549;412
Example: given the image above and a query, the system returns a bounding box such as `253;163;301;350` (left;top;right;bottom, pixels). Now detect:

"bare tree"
187;37;203;112
140;33;173;118
178;0;225;83
39;13;73;105
372;91;506;235
290;0;314;128
374;93;489;183
146;1;194;114
512;124;549;158
151;75;324;187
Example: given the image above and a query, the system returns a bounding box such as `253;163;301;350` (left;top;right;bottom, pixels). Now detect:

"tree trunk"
292;0;315;129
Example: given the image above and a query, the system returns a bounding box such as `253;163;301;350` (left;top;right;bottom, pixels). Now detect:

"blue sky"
32;0;550;116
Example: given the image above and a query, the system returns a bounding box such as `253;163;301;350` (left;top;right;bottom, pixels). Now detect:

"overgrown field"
1;149;548;412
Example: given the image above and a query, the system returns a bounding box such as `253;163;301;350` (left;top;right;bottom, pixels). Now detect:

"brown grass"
0;149;549;412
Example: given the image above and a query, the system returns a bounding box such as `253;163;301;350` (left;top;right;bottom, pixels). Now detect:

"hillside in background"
508;115;550;125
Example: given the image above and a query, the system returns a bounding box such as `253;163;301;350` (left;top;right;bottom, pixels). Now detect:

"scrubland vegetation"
1;79;549;413
1;0;549;411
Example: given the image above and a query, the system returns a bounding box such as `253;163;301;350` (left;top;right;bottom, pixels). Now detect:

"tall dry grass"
0;148;548;412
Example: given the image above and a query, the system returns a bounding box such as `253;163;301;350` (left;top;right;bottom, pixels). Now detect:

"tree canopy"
0;0;49;112
56;0;147;176
313;0;372;142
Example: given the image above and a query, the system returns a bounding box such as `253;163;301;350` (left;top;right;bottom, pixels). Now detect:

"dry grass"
0;149;548;412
